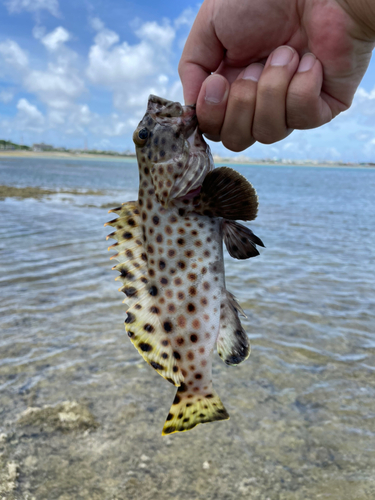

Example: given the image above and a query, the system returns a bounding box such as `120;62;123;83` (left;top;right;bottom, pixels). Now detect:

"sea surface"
0;156;374;499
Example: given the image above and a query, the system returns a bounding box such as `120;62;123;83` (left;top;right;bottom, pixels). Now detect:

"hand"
179;0;375;151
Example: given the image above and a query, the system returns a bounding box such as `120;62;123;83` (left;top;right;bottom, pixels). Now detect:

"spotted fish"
105;95;264;435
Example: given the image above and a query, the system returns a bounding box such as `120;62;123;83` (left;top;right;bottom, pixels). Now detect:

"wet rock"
0;460;19;495
16;401;99;433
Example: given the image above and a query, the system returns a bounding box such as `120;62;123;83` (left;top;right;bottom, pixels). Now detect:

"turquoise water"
0;157;374;499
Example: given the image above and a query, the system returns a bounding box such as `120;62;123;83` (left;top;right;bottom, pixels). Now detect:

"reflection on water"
0;158;374;499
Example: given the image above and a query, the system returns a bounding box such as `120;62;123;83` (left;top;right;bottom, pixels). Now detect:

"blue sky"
0;0;375;162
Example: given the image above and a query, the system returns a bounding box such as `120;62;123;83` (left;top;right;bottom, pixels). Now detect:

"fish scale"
106;95;265;435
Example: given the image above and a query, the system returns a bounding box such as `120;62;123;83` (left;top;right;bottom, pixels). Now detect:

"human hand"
179;0;375;151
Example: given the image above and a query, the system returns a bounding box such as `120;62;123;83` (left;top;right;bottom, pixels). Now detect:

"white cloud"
174;7;197;29
5;0;60;17
24;65;85;109
0;40;28;71
41;27;70;51
16;98;44;129
86;17;181;122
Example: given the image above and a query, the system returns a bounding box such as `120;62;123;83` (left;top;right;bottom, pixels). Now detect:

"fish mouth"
180;104;198;138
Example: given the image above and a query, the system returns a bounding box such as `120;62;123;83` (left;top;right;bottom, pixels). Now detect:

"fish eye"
138;128;148;140
133;127;149;146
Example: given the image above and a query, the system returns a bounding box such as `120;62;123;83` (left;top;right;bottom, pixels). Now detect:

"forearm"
338;0;375;41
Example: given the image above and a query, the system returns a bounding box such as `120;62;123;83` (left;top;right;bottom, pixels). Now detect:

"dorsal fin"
193;167;259;221
106;202;184;387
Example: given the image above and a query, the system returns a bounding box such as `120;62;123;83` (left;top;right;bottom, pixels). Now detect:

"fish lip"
181;105;198;137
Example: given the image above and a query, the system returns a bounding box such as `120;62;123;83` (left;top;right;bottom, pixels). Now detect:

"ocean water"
0;156;374;499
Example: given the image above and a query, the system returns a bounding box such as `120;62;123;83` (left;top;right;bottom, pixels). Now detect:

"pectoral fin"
194;166;259;221
223;220;265;260
217;291;250;366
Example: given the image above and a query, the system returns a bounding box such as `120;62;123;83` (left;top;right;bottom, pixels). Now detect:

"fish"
105;95;264;435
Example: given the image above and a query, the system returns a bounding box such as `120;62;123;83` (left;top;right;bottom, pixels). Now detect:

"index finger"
178;1;224;105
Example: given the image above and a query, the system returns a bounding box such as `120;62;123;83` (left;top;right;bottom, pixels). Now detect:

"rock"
17;401;99;433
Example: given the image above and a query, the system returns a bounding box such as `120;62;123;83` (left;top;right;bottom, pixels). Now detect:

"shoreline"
0;150;374;168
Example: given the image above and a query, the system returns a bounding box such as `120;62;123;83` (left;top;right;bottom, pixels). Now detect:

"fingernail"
270;46;294;67
242;63;264;82
298;53;316;73
204;75;227;104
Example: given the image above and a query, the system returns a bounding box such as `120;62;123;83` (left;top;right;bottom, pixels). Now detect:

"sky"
0;0;375;162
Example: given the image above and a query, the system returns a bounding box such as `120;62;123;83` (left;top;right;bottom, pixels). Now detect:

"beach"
0;156;374;499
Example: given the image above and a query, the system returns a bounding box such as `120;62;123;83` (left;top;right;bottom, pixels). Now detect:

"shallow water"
0;157;374;499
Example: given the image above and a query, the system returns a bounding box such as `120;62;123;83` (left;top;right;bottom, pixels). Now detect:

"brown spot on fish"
177;292;185;301
151;361;164;370
192;319;200;329
149;285;158;296
140;343;152;352
125;312;135;324
187;351;194;361
176;336;184;346
177;315;186;327
163;321;173;333
190;334;198;343
187;303;196;313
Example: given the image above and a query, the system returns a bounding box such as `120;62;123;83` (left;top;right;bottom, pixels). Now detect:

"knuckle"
228;80;256;107
222;136;247;152
253;126;282;145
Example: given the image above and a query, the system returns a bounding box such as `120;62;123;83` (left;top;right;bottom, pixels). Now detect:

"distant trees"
0;140;31;151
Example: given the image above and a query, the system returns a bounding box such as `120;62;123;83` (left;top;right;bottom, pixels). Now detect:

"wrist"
338;0;375;41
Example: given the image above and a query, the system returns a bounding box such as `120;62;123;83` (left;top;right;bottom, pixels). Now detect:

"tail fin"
162;385;229;435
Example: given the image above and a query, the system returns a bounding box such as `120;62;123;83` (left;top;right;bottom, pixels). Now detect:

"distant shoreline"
0;150;374;168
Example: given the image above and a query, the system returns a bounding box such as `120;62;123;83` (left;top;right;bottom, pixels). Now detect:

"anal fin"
223;220;264;260
217;291;250;366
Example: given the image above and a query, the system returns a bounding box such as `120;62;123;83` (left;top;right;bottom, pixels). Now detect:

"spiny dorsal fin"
217;291;250;366
106;201;184;387
223;220;265;260
162;385;229;435
194;167;258;221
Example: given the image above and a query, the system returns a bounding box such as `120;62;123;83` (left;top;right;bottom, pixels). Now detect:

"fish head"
133;95;214;207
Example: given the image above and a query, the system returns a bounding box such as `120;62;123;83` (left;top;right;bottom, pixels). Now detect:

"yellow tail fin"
162;384;229;435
